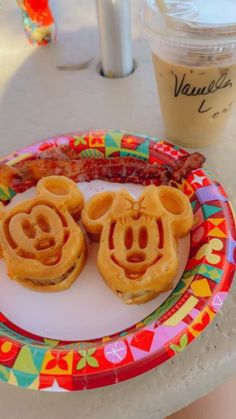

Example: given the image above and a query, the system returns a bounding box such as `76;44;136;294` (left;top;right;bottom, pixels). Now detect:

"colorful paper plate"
0;130;235;391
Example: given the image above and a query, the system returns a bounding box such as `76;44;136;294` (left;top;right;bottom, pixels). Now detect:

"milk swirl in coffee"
152;54;236;146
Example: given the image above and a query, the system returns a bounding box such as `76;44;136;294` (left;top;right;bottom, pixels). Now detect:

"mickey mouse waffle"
82;185;193;304
0;176;86;292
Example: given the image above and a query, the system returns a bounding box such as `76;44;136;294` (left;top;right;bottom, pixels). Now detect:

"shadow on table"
0;27;100;153
1;26;157;156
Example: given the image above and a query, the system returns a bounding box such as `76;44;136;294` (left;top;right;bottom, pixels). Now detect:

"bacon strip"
173;153;206;181
13;158;170;187
0;152;205;194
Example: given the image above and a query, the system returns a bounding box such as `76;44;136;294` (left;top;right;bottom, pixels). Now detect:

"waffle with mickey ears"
0;176;86;292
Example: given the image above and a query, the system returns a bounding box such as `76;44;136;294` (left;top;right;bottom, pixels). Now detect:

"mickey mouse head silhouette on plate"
82;185;193;304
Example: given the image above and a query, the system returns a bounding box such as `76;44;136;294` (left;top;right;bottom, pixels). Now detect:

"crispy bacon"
173;153;206;181
0;164;29;193
0;152;205;194
14;158;170;186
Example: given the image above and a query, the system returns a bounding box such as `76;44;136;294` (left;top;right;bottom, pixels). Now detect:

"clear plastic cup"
142;0;236;147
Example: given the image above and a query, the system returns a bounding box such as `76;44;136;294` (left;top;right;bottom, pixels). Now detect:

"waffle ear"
36;176;84;219
82;191;116;237
82;189;132;239
156;186;193;237
139;185;193;238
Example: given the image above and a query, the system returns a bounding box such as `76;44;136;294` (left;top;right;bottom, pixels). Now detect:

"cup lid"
167;0;236;33
142;0;236;46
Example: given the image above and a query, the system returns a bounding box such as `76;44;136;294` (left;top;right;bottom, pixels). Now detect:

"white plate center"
0;181;190;341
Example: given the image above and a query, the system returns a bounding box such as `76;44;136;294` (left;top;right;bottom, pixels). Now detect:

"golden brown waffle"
37;175;84;220
82;185;193;304
0;176;86;292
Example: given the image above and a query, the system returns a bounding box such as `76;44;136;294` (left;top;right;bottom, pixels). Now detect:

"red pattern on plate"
0;130;235;391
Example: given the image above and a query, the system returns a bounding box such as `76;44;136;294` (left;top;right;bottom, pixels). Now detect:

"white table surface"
0;1;236;418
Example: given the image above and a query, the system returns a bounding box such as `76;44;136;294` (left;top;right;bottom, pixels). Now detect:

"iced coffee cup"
142;0;236;147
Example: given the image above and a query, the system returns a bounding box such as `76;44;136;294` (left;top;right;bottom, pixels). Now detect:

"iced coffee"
142;0;236;147
152;54;236;147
